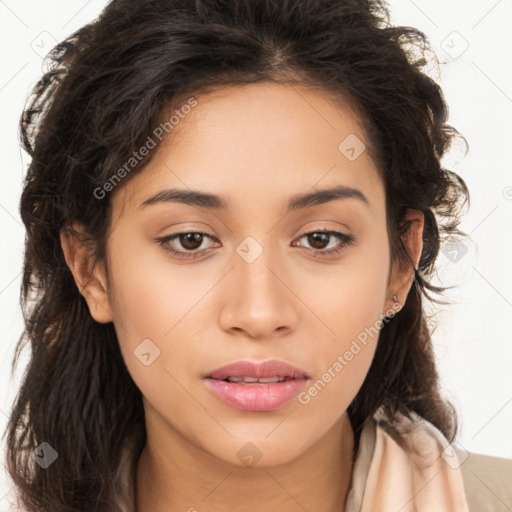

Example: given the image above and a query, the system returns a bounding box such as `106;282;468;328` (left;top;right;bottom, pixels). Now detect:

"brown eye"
293;230;356;257
156;231;218;259
178;232;205;251
306;232;331;250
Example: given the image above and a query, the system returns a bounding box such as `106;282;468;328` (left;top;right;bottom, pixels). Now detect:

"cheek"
105;232;224;398
310;228;390;345
106;230;212;339
297;297;384;426
299;231;389;407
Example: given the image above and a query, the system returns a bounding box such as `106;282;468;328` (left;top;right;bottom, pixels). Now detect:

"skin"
61;82;423;512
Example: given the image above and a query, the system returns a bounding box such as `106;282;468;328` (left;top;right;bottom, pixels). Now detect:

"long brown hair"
6;0;469;510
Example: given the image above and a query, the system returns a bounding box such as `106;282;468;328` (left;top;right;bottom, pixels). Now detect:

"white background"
1;0;511;507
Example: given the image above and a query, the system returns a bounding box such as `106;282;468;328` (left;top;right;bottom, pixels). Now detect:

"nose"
218;244;300;341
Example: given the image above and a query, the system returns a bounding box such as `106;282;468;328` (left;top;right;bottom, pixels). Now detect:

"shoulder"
455;447;512;512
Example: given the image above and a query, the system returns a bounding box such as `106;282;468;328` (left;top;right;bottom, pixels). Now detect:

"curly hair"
5;0;470;510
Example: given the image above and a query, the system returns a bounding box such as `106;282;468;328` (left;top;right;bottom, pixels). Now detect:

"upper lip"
206;359;311;380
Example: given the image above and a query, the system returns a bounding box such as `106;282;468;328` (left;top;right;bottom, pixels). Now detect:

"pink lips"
203;359;310;412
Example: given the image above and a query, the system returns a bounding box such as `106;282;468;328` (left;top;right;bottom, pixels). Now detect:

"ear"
60;221;114;324
384;209;424;314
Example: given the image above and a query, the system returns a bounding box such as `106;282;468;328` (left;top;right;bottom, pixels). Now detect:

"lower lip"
204;377;309;411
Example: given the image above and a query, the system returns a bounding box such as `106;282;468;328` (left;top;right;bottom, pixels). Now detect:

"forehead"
111;82;384;219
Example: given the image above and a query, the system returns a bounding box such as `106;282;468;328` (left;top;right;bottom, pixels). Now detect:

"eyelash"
155;229;355;260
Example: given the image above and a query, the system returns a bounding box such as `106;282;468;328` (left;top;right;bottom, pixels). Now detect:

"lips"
203;359;311;411
206;359;311;381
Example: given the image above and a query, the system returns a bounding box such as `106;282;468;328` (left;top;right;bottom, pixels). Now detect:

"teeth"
228;376;259;383
224;376;290;383
257;377;284;383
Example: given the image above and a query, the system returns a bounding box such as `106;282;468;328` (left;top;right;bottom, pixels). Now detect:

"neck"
135;406;355;512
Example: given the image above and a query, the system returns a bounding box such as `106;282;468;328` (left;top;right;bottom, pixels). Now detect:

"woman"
6;0;506;510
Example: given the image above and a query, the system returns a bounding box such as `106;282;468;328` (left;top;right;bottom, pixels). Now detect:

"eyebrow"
138;185;370;212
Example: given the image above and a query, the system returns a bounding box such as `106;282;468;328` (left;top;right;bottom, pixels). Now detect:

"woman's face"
91;82;407;466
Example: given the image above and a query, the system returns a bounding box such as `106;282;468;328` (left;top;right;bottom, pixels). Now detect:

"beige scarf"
346;406;470;511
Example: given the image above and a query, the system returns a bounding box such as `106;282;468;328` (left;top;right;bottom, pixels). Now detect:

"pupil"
180;233;203;250
308;232;328;249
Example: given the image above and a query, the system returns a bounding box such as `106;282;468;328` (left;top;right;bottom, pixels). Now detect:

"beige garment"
456;449;512;512
113;406;496;512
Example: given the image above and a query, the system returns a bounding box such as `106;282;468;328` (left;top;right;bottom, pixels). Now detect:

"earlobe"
59;222;114;324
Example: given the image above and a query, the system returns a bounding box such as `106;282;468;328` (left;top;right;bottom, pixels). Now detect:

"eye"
156;231;218;259
292;230;355;257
